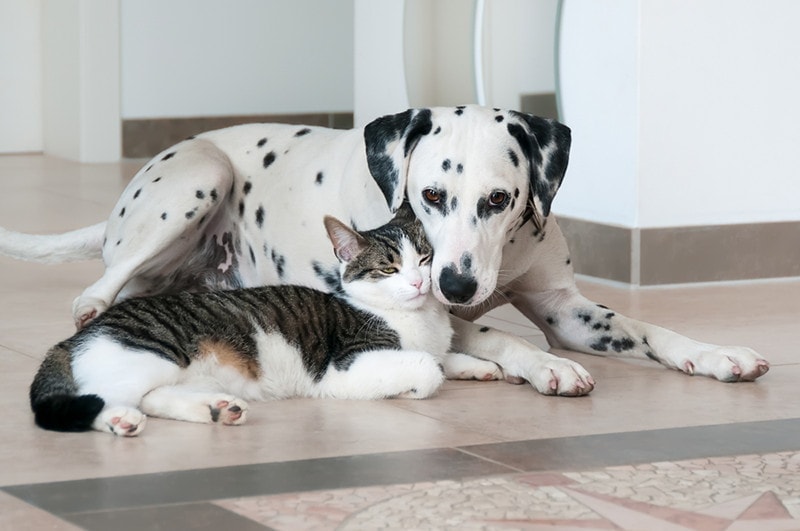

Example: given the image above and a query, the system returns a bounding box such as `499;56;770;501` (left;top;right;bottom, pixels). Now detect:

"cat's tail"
0;221;106;263
29;343;105;432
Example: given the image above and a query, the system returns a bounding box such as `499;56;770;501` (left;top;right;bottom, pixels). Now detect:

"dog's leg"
519;286;769;383
72;139;235;328
449;316;595;396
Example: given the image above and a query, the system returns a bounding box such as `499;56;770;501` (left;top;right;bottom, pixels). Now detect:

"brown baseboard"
557;215;800;285
122;112;354;159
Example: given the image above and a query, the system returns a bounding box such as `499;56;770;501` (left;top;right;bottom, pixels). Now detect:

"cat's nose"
411;278;423;290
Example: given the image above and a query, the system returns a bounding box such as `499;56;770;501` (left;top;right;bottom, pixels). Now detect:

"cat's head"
324;204;434;310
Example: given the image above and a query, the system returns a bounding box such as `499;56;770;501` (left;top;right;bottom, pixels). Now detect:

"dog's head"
364;105;571;307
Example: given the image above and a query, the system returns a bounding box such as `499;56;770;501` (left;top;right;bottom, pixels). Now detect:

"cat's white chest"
382;302;452;358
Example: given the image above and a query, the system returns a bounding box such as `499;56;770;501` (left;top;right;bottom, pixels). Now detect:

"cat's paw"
94;406;146;436
210;397;248;425
442;352;503;381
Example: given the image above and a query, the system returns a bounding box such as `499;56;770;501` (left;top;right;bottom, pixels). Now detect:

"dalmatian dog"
0;105;769;395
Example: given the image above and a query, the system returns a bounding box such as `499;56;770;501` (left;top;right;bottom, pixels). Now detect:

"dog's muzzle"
439;266;478;305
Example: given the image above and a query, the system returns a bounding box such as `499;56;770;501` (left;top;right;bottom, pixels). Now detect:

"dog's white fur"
0;105;769;394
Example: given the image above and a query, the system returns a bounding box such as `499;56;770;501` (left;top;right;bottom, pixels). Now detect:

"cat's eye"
422;188;442;204
419;254;432;265
380;266;398;275
488;191;508;207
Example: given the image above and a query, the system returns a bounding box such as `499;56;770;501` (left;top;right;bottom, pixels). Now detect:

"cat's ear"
324;216;367;263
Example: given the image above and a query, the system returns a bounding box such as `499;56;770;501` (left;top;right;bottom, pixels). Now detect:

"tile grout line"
450;446;527;473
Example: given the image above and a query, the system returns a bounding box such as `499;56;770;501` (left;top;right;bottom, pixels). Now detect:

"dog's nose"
439;267;477;304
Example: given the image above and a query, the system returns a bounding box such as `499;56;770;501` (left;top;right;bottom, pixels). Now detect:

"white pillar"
42;0;120;162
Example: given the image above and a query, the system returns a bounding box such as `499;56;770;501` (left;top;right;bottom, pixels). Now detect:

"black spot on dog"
185;135;196;140
450;196;458;212
597;304;609;309
312;261;342;292
243;182;252;195
456;163;463;174
479;326;490;333
249;245;256;264
199;214;207;225
455;106;465;116
546;316;557;326
642;336;650;346
442;159;451;172
263;151;277;169
590;335;613;352
577;313;592;324
646;351;660;362
611;338;636;352
566;257;572;265
144;164;153;173
255;205;265;228
210;189;218;202
471;216;478;226
315;172;324;185
295;128;312;137
592;322;603;330
495;115;504;123
605;312;615;319
185;210;196;220
238;201;245;218
119;207;125;217
195;190;205;199
152;177;162;183
421;204;431;216
461;253;473;272
161;151;176;161
508;149;519;167
257;138;267;147
160;212;167;220
133;188;142;199
514;188;520;198
116;239;121;246
433;126;441;135
271;249;286;279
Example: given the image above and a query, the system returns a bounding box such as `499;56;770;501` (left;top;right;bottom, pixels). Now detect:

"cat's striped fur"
30;204;452;436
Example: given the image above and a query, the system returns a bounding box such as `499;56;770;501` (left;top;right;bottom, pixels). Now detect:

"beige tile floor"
1;153;798;493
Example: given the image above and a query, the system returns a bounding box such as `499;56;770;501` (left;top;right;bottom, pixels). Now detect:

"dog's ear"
507;112;571;218
364;108;433;212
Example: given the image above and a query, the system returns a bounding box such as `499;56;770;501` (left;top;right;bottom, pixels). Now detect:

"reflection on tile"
66;503;271;531
0;491;80;531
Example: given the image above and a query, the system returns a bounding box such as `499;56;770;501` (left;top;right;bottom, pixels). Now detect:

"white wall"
121;0;354;119
0;1;42;153
637;0;800;227
554;0;640;227
556;0;800;229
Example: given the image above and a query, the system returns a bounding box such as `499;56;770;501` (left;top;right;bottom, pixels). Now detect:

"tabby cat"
30;204;452;436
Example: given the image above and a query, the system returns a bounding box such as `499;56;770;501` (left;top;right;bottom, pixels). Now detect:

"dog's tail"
0;222;105;263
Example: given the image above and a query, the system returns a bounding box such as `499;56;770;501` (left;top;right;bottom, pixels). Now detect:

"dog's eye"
488;191;508;207
423;189;442;204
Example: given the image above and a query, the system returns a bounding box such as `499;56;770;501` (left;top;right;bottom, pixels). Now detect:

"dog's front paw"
442;352;503;381
509;358;595;396
685;346;770;382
